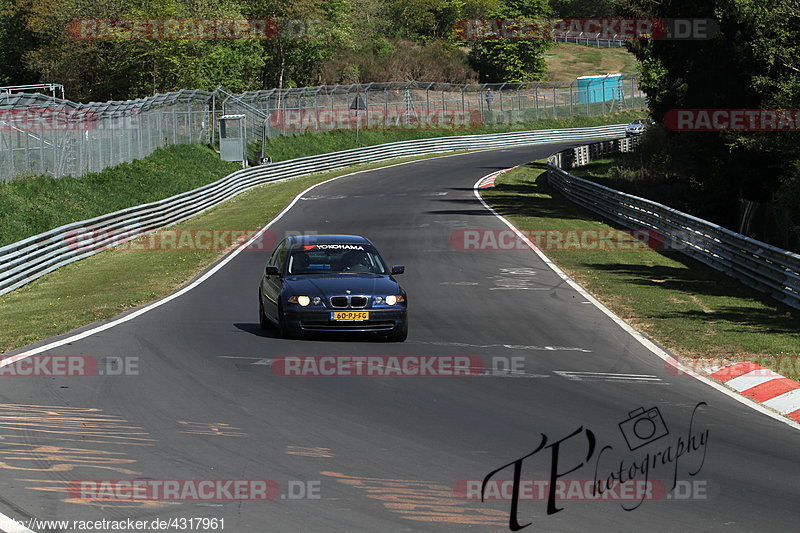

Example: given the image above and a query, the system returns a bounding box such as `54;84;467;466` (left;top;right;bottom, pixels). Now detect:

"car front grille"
329;295;367;308
330;296;348;308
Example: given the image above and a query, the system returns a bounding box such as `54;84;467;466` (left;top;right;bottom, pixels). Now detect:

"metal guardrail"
0;124;625;296
547;141;800;310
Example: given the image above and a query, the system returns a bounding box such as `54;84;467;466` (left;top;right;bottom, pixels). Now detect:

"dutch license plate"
332;311;369;321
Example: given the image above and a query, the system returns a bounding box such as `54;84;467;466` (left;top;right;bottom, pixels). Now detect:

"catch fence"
1;77;644;181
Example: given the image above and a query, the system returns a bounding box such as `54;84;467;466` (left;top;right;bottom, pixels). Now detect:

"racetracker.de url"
11;516;225;531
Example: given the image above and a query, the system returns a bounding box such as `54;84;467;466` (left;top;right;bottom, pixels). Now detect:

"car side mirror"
391;265;405;275
265;265;280;276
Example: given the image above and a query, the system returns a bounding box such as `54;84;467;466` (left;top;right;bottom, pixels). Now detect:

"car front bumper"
283;307;407;334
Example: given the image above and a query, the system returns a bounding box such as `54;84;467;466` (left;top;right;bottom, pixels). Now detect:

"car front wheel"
277;302;290;338
259;291;269;329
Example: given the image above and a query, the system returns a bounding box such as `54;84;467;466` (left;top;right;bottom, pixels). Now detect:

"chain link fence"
1;76;644;181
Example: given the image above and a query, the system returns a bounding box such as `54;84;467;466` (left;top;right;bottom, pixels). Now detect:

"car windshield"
286;246;388;275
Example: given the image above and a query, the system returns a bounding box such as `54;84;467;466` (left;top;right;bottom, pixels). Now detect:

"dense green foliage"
2;0;551;100
616;0;800;249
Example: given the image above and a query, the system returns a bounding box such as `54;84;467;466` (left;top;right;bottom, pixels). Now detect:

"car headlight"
289;295;311;306
385;295;404;305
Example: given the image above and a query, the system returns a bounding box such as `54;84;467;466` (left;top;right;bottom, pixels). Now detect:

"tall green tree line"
0;0;554;100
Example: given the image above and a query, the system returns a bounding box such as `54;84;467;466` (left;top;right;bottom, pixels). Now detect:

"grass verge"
0;151;466;353
544;43;638;81
0;145;242;247
481;161;800;379
1;112;644;249
1;111;643;248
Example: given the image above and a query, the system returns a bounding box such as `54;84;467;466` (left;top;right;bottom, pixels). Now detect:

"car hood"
283;274;401;296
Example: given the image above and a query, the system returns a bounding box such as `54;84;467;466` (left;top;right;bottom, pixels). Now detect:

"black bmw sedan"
259;235;408;341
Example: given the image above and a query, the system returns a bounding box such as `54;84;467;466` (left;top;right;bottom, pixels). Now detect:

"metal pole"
108;112;114;166
211;92;216;146
185;99;191;143
282;90;287;135
78;119;84;176
158;108;163;147
138;110;143;158
569;82;574;117
314;92;319;132
172;104;177;144
602;76;607;114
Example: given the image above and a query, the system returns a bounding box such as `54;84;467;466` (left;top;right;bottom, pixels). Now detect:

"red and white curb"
706;362;800;423
477;168;511;189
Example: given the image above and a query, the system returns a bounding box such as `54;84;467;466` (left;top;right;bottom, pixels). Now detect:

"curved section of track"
1;144;798;532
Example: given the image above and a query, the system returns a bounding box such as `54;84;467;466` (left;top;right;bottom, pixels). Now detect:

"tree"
617;0;800;244
467;0;553;82
0;0;36;85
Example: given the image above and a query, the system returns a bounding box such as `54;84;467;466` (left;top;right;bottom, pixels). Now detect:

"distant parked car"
626;118;653;136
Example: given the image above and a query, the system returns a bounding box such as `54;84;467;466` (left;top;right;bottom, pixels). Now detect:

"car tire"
259;292;269;329
386;323;408;342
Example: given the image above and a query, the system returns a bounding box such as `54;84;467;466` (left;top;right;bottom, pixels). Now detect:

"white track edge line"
472;169;800;432
0;514;34;532
0;150;478;366
0;150;496;532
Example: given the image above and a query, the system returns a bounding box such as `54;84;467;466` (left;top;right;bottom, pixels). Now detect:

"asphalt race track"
2;144;799;532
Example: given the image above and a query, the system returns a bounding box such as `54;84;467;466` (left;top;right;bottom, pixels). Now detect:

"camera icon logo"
618;406;669;451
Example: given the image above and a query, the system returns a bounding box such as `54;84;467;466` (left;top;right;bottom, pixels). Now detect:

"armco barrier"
547;142;800;310
0;124;625;296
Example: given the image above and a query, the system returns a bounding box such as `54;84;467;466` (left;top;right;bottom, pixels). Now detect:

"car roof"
286;234;373;247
